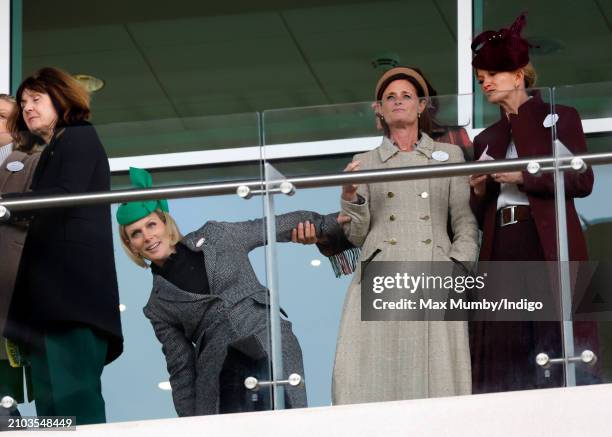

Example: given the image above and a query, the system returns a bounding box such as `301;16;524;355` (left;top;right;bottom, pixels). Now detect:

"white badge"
543;113;559;128
432;150;449;162
6;161;24;172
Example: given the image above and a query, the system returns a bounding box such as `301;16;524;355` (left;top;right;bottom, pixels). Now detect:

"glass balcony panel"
552;84;612;388
260;88;565;408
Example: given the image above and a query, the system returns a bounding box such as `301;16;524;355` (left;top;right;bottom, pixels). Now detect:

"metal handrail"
1;152;611;214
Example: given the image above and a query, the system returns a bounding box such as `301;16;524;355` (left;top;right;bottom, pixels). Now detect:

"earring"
377;113;384;121
417;112;421;119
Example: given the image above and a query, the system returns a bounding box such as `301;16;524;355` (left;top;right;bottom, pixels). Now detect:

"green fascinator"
116;167;169;225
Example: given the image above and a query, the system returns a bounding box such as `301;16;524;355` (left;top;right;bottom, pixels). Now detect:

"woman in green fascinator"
116;167;344;417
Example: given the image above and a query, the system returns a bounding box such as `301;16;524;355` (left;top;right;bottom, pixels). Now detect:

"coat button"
196;237;205;248
422;239;432;245
420;215;430;221
387;192;395;198
419;192;429;199
389;214;396;221
387;238;397;245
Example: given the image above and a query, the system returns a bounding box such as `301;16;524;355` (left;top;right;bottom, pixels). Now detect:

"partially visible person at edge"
117;167;346;417
329;66;478;405
292;66;475;276
0;67;123;424
0;94;41;416
468;13;598;393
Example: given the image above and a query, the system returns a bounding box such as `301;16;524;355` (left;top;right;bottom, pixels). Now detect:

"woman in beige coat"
332;67;478;405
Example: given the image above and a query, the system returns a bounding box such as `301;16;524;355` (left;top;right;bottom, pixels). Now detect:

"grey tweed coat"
143;210;339;417
333;134;479;404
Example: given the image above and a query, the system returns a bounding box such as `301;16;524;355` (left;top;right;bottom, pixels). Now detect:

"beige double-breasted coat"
333;133;478;404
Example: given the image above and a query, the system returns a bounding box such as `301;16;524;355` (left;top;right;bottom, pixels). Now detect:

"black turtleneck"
151;242;210;294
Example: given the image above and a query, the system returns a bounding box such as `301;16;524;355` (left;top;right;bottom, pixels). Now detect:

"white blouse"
496;140;530;210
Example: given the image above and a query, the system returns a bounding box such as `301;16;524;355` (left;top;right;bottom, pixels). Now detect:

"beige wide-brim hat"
374;67;430;100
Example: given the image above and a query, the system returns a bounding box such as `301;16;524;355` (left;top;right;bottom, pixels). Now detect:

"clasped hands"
291;214;351;245
469;171;524;197
291;160;361;245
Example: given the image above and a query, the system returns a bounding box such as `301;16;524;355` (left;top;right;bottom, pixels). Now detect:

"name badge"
6;161;24;172
543;113;559;128
432;151;449;162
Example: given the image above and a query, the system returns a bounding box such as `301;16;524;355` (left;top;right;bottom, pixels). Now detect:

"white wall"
20;384;612;437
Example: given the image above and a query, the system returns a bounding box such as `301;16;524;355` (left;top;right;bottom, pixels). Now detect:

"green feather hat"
116;167;169;225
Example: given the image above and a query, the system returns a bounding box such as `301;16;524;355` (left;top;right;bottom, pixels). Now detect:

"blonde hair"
474;63;538;90
0;94;24;151
0;94;16;104
522;63;537;88
118;210;183;268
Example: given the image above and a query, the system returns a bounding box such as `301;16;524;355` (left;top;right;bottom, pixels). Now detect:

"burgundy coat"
470;94;593;262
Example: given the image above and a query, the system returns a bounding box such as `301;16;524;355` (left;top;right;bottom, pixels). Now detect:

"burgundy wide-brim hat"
472;13;530;71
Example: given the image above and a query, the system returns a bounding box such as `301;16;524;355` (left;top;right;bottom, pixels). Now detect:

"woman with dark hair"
294;67;474;275
375;67;472;155
0;67;123;424
330;67;479;405
468;14;595;393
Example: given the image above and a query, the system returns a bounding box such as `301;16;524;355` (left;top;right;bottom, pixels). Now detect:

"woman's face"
125;212;175;267
378;79;426;130
476;69;523;104
0;99;15;146
20;88;58;140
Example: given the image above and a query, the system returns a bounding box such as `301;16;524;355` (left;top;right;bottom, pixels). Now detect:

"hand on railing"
341;160;361;202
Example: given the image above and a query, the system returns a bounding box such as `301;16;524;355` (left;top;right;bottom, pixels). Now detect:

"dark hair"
377;72;432;137
378;67;469;142
9;67;90;149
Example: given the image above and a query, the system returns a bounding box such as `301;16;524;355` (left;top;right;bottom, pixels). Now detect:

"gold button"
420;192;429;199
387;192;394;198
422;239;432;245
388;238;397;245
389;214;396;221
420;215;430;221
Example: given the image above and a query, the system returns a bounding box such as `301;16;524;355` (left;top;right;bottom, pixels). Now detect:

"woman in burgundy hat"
468;14;597;393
